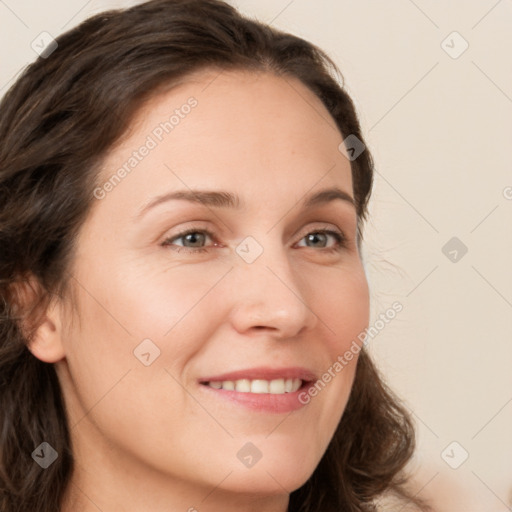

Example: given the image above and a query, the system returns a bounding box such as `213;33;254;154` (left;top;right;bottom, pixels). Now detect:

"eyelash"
161;226;347;254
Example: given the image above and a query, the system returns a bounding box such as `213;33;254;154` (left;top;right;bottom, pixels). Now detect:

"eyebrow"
136;186;355;220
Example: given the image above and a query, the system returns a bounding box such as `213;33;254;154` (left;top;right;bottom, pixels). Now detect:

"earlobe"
10;276;66;363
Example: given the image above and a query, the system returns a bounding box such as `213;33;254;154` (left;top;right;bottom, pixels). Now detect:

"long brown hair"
0;1;431;510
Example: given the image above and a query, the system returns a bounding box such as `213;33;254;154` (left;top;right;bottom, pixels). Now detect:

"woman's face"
50;70;370;508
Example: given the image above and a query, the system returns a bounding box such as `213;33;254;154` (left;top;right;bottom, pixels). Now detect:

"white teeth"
235;379;251;392
206;378;302;394
222;380;235;390
269;378;285;394
250;379;269;394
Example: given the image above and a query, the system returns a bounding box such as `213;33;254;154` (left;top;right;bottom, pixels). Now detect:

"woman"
0;1;433;511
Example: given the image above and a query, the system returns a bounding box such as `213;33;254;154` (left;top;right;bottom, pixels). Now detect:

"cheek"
302;265;369;434
71;258;230;357
113;262;234;375
116;258;229;326
316;265;370;352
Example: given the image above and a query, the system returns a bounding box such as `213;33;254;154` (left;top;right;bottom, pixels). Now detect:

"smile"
198;367;317;413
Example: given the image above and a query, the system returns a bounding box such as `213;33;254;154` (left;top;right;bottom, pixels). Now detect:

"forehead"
95;69;353;216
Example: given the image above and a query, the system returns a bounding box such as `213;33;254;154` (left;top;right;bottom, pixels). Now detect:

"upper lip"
199;366;318;383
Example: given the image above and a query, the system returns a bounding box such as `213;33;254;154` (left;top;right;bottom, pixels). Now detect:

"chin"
214;442;321;495
220;465;314;496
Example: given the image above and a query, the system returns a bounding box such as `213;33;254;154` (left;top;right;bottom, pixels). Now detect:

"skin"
28;69;370;512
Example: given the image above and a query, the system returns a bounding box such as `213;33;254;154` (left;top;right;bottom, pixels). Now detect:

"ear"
11;276;66;363
28;297;66;363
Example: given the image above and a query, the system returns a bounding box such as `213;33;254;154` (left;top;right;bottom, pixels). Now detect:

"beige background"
1;1;511;509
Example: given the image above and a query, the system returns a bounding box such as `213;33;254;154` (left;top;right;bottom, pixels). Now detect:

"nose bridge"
228;235;317;336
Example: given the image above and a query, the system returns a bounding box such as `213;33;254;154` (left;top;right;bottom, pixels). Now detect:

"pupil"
309;233;326;247
186;233;204;247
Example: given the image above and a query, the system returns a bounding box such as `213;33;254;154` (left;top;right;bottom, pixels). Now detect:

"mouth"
198;367;317;413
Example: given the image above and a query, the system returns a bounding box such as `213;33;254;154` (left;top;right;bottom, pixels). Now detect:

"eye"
296;229;346;252
161;228;216;253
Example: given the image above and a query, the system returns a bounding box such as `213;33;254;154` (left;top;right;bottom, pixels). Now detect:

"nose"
227;245;318;339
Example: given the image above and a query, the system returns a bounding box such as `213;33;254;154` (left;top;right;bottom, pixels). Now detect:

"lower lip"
199;382;313;413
